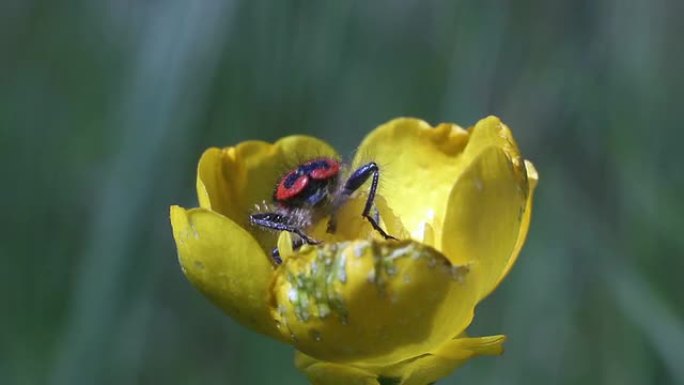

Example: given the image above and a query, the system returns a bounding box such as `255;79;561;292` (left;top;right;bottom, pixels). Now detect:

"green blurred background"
3;0;683;384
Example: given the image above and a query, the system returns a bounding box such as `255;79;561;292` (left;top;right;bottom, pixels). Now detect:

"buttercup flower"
170;116;538;385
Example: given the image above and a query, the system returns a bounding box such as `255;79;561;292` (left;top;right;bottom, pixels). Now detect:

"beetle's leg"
371;205;380;224
342;162;397;240
270;238;305;265
250;212;319;244
250;212;318;264
326;216;337;234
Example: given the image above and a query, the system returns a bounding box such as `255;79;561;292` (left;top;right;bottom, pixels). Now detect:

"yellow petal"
295;352;380;385
352;118;469;245
497;160;538;288
295;335;505;385
388;335;506;385
441;117;534;300
170;205;283;340
196;136;338;252
270;240;477;365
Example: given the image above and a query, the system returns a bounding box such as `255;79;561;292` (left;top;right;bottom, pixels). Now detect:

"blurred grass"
2;0;683;384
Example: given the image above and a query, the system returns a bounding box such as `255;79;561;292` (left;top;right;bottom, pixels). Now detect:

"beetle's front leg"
342;162;397;240
250;212;318;264
269;237;306;265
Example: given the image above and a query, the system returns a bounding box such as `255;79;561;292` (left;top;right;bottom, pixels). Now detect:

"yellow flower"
170;116;538;385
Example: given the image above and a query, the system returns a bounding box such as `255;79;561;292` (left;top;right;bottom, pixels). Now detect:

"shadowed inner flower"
290;193;408;251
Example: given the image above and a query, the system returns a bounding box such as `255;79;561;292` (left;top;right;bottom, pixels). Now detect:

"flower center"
277;193;408;261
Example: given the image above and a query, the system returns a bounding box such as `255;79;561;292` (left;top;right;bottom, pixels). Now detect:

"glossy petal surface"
170;206;283;340
441;117;536;299
352;118;469;245
271;240;475;365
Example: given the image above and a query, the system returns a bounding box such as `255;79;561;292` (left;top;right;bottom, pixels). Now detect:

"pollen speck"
474;177;484;192
288;288;298;303
353;243;365;258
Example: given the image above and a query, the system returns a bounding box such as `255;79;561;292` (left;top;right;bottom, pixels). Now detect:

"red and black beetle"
250;157;395;264
274;158;341;205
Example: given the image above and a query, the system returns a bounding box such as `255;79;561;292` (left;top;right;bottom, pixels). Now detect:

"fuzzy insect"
249;158;395;264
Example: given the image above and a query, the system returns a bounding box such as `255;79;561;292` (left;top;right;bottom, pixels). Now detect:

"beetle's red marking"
309;158;340;180
275;173;309;201
273;158;340;203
